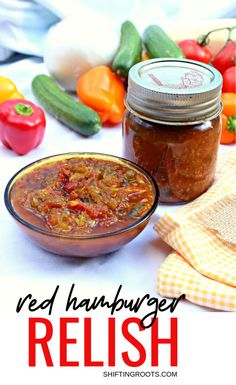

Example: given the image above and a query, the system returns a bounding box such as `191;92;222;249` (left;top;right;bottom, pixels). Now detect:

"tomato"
178;39;212;64
222;66;236;93
212;41;236;74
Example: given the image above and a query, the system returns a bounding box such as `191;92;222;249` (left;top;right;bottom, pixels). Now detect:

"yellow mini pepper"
0;76;24;104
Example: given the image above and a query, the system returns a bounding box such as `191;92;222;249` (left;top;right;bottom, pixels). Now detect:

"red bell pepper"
0;99;46;155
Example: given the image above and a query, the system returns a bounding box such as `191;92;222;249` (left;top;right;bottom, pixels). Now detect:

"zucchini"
32;74;101;137
143;25;185;59
112;20;142;78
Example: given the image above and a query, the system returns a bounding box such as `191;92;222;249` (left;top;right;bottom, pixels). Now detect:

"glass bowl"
4;152;159;257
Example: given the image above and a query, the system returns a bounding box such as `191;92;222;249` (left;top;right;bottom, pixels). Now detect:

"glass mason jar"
123;59;222;203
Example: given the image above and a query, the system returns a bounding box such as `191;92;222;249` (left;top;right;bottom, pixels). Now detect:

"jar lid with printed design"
126;58;222;125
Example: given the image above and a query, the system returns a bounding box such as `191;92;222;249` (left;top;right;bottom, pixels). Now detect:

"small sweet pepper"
220;93;236;145
0;75;24;104
77;65;126;125
0;99;46;155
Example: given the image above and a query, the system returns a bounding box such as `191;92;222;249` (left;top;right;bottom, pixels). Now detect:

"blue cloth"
0;0;59;60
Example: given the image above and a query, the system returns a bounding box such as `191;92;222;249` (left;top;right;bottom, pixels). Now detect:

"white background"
0;6;236;383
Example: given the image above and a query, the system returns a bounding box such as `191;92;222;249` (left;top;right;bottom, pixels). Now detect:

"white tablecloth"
0;57;234;312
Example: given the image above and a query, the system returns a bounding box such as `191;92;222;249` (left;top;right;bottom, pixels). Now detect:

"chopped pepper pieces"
12;158;154;235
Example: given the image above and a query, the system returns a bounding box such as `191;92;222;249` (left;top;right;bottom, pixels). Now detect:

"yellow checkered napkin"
154;150;236;311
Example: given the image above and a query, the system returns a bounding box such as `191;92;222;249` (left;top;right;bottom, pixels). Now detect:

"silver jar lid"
126;58;222;125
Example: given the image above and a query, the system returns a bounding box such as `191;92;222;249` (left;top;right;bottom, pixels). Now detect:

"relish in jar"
123;59;222;202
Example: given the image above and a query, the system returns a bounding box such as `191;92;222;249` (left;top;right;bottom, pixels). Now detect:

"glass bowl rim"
4;152;159;239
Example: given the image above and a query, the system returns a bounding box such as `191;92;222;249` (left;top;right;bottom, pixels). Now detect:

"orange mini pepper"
220;93;236;145
77;65;126;125
0;75;24;104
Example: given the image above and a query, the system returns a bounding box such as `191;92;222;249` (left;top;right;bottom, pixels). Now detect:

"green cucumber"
143;25;185;59
32;74;101;137
112;20;142;78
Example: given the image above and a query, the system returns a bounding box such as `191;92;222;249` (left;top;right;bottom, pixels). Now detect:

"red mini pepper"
0;99;46;155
